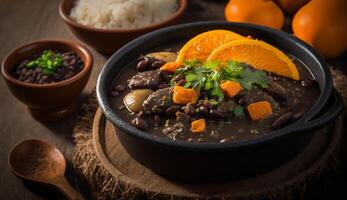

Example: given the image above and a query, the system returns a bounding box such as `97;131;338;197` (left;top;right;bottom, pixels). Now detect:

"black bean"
265;80;287;101
25;70;32;77
36;73;42;82
151;60;166;68
157;83;169;89
166;105;181;116
35;67;42;73
176;79;186;86
25;77;34;83
199;106;209;116
238;97;247;106
136;59;148;71
301;79;316;87
184;104;195;116
154;115;161;126
203;100;213;109
40;75;49;82
18;61;27;69
272;112;293;130
62;51;75;57
67;59;76;66
199;91;207;99
161;71;172;82
114;84;125;92
13;50;82;84
210;109;228;118
110;90;119;97
31;71;36;77
131;117;149;130
152;106;164;114
291;112;304;122
196;100;203;107
64;74;72;80
54;73;61;80
172;74;184;82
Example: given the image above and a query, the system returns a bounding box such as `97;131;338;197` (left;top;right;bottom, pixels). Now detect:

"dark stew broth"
109;43;320;143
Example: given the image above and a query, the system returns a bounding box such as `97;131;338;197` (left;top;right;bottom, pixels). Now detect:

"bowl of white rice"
59;0;187;54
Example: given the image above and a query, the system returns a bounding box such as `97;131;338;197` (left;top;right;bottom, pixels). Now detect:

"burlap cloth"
72;68;347;200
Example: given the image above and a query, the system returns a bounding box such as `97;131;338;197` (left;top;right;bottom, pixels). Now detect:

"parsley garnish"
174;60;268;102
233;105;245;118
26;50;63;75
220;61;268;90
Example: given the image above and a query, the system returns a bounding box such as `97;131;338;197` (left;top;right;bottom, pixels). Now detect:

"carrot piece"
173;86;199;105
220;80;242;98
191;119;206;134
247;101;273;121
160;62;180;73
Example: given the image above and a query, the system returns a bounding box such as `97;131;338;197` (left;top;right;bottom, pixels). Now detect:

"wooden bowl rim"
1;39;93;88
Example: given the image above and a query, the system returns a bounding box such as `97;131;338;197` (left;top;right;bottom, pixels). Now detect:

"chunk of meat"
235;87;280;111
163;112;191;139
128;70;162;89
142;87;173;114
217;100;236;113
176;111;191;127
210;100;236;118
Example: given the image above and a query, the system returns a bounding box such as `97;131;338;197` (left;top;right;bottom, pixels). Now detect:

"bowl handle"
298;89;344;132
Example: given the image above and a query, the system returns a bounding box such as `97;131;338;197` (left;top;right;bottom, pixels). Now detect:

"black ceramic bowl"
97;22;343;180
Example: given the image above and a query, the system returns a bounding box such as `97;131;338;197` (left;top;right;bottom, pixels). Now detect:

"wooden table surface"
0;1;346;199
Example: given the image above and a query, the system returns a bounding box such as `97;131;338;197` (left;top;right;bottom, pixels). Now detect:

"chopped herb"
238;69;268;90
26;50;63;75
174;60;268;102
233;105;245;118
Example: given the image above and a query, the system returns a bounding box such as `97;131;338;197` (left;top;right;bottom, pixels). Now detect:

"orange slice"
207;39;300;80
160;30;244;72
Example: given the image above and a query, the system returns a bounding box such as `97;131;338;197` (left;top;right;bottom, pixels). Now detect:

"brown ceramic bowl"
1;40;93;122
59;0;187;54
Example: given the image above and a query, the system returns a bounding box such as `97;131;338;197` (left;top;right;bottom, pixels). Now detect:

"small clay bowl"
59;0;187;54
1;40;93;122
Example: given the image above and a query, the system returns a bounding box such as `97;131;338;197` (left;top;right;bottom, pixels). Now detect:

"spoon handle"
54;176;84;200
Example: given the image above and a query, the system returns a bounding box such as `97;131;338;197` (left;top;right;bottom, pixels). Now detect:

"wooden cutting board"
92;108;343;199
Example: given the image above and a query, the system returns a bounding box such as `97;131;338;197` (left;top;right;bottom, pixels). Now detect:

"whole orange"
224;0;284;30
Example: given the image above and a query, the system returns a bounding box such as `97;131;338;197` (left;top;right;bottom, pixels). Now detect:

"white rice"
69;0;178;29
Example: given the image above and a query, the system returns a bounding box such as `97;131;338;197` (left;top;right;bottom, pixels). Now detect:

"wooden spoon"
8;139;83;200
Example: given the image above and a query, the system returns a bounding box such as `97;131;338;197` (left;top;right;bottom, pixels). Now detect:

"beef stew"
109;43;320;143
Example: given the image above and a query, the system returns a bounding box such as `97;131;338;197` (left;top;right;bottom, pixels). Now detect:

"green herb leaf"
172;59;268;103
239;68;268;89
183;59;200;68
233;105;245;118
185;72;204;82
25;50;63;75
